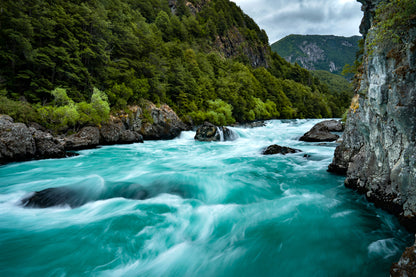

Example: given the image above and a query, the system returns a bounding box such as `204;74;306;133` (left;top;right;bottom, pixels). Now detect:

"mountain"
271;35;361;75
0;0;352;131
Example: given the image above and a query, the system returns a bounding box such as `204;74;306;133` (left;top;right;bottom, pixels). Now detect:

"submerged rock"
194;122;238;141
299;120;341;142
22;182;191;209
262;144;302;155
22;187;90;208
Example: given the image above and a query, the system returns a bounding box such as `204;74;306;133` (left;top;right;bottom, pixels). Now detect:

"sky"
230;0;363;44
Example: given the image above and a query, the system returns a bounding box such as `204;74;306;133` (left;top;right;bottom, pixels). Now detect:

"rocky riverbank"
0;101;188;164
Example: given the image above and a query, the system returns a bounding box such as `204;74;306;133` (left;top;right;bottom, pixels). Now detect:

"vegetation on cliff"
0;0;353;130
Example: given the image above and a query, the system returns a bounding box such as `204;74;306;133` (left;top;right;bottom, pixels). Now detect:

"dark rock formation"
390;236;416;277
0;115;36;163
22;187;90;208
262;144;302;155
125;102;187;140
299;120;341;142
233;121;266;128
22;182;190;208
65;126;100;150
31;128;66;159
100;120;143;144
194;122;238;142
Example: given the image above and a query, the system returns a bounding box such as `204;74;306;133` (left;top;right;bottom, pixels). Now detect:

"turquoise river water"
0;119;412;276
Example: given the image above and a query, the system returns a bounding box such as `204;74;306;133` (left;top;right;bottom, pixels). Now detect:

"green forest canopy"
0;0;353;130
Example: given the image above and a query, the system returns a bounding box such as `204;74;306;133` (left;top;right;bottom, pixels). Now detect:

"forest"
0;0;354;131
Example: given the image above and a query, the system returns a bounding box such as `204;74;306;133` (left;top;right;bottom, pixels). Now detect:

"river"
0;119;411;276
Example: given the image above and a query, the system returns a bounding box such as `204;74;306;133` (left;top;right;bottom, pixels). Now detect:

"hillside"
0;0;352;131
271;35;361;75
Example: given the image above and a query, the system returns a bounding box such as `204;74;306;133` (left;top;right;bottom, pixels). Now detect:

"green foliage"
190;99;235;126
0;95;39;124
37;87;110;132
370;0;416;53
0;0;354;130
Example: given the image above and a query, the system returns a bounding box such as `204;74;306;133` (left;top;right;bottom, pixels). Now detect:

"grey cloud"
231;0;363;43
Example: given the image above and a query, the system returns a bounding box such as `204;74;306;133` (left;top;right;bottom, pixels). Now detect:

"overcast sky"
230;0;363;44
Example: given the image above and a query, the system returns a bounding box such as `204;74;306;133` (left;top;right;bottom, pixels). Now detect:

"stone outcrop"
124;102;187;140
329;0;416;232
31;128;66;159
194;122;238;142
65;126;100;150
262;144;302;155
299;120;342;142
0;115;36;163
100;120;143;145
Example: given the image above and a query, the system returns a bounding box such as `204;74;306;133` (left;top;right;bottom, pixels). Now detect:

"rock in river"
194;122;238;142
299;120;341;142
262;144;302;155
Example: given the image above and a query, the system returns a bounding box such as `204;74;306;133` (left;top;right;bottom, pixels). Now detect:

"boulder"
100;120;143;144
299;120;341;142
22;187;90;208
65;126;100;150
128;103;187;140
322;119;344;132
0;115;36;163
30;128;66;159
262;144;302;155
194;122;238;142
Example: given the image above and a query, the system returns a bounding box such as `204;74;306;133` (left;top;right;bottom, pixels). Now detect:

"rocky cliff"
328;0;416;272
329;0;416;230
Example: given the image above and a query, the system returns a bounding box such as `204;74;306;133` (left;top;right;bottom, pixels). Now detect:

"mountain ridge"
271;34;361;75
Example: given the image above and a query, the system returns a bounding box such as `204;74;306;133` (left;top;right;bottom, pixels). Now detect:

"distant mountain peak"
271;34;361;75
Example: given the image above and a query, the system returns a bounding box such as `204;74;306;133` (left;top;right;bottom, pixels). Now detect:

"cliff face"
329;0;416;230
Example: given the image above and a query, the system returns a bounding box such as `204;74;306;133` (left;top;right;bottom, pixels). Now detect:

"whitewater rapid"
0;119;411;276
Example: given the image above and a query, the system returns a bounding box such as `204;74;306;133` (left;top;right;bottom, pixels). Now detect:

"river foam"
0;119;412;276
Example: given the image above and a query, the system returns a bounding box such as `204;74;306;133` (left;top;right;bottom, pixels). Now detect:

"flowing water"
0;119;412;276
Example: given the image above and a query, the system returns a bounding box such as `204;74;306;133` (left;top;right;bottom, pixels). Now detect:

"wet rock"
22;187;90;208
299;120;340;142
262;144;302;155
65;126;100;150
22;182;191;209
233;121;266;128
194;122;238;142
0;115;36;163
391;236;416;277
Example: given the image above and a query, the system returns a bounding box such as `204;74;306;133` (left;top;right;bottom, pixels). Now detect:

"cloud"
231;0;363;43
